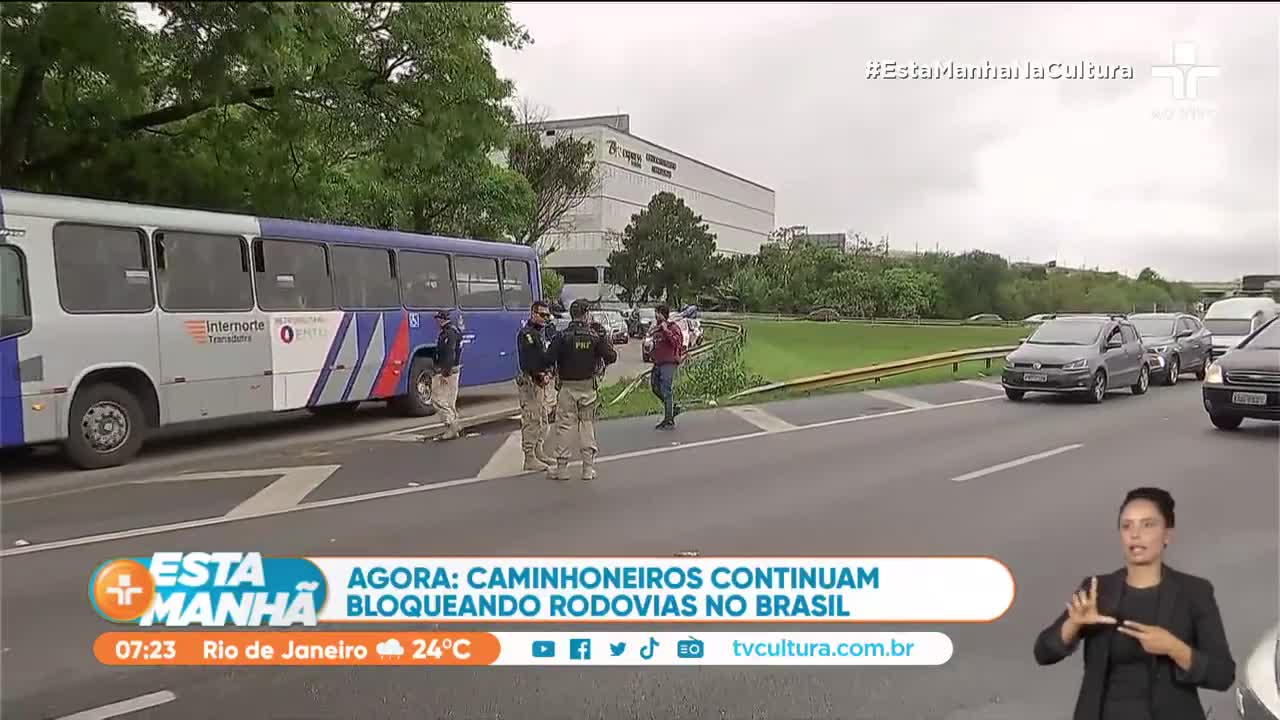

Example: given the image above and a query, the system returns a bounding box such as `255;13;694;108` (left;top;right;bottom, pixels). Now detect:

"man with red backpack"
648;304;686;430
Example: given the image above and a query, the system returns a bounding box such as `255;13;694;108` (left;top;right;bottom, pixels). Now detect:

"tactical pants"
551;378;599;480
516;375;552;462
431;366;461;439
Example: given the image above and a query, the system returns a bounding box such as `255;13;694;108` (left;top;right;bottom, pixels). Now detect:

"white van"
1203;296;1280;359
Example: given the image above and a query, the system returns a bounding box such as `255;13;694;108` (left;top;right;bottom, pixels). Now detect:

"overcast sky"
492;2;1280;281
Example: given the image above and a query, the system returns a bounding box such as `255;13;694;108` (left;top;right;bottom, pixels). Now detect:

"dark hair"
1119;487;1175;528
531;300;549;312
656;304;670;319
569;298;590;319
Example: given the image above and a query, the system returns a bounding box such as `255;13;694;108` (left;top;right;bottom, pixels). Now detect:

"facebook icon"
569;638;592;660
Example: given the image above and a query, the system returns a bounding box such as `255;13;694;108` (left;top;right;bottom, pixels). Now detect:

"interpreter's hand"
1117;621;1184;657
1066;576;1117;627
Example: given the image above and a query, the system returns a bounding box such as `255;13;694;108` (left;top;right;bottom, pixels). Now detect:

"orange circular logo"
90;559;156;622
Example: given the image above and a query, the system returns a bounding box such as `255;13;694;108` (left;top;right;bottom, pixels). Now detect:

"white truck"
1203;296;1280;360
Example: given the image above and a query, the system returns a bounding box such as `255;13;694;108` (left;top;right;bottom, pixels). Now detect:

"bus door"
253;238;344;412
153;230;269;423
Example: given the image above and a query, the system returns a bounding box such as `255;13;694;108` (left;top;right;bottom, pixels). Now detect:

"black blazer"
1033;566;1236;720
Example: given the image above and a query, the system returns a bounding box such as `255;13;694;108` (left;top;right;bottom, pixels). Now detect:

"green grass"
597;319;1025;419
739;319;1024;382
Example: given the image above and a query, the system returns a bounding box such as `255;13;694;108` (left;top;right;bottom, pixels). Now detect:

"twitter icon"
610;642;626;657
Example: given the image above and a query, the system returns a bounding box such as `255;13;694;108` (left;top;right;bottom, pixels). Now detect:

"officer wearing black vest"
546;299;617;481
515;301;555;471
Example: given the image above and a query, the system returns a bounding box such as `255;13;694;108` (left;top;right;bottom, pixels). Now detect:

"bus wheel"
392;355;438;417
64;382;146;470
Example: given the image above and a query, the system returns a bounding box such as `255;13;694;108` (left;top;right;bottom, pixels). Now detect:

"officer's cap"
569;298;592;318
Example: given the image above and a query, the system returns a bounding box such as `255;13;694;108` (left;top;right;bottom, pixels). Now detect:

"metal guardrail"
701;312;1025;328
729;345;1019;399
606;319;745;406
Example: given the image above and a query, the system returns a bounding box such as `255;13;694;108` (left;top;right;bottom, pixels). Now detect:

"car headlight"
1147;345;1168;354
1204;363;1224;384
1062;359;1088;371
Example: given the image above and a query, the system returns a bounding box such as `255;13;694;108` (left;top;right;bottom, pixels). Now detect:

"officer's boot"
523;453;548;472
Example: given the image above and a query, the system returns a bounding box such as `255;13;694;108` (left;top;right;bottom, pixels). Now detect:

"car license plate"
1232;391;1269;406
1023;373;1047;383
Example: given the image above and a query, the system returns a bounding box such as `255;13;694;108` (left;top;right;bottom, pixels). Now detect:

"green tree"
540;267;564;305
607;191;718;306
2;1;531;236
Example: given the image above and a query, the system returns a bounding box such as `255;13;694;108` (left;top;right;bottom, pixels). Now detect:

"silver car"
1001;315;1151;403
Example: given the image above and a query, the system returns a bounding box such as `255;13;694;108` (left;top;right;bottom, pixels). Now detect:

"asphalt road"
1;377;1276;720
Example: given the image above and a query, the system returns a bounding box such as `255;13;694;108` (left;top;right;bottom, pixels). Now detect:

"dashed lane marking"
53;690;177;720
726;405;798;432
948;444;1084;483
863;389;934;409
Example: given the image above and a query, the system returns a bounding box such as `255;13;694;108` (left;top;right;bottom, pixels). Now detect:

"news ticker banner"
95;631;954;666
89;554;1015;626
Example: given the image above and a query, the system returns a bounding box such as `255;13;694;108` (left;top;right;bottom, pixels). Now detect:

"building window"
502;259;533;309
253;238;335;311
332;245;401;310
399;251;455;309
154;230;254;312
53;223;155;313
557;266;599;285
454;255;502;309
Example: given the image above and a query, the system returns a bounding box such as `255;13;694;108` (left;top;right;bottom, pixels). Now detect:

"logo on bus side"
273;315;331;344
183;319;266;345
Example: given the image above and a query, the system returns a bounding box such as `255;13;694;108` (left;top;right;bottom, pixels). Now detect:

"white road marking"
948;444;1084;483
6;465;342;506
475;431;527;481
0;394;1002;557
223;465;342;518
54;690;177;720
864;389;933;409
726;405;797;432
959;379;1003;391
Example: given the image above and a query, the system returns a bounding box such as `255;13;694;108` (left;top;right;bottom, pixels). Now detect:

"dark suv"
1002;315;1151;403
1129;312;1213;385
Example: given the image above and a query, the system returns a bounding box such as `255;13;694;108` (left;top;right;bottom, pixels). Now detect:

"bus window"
502;259;533;309
332;245;400;310
454;256;502;309
253;238;334;311
53;223;154;313
154;230;253;312
0;245;31;339
399;251;455;309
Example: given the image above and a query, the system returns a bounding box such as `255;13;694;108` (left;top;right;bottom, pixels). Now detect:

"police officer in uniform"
431;309;464;441
546;299;617;481
515;301;556;471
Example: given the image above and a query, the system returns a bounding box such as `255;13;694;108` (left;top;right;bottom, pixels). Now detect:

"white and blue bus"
0;190;540;469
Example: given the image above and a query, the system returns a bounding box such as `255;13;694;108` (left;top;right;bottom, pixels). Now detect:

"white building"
536;114;775;303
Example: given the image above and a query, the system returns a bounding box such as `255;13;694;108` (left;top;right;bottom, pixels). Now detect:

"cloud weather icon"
376;639;405;657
